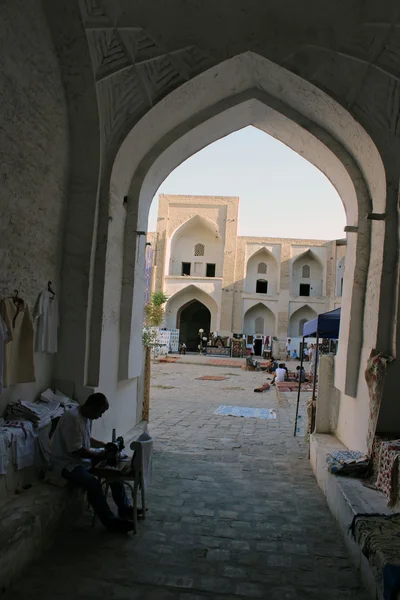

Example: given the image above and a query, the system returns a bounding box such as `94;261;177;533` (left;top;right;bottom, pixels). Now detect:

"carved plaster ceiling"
80;0;216;152
79;0;400;155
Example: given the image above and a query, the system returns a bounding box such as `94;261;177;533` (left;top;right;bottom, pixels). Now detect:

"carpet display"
373;438;400;506
365;353;388;454
326;450;369;477
350;512;400;600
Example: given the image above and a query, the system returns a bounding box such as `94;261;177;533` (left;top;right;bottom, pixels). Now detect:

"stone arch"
246;247;279;295
165;285;219;333
104;51;389;401
243;303;276;337
257;262;267;274
292;250;324;298
289;305;318;338
298;318;308;337
166;215;222;277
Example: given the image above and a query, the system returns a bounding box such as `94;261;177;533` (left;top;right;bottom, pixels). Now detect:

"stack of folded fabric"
326;450;370;477
6;399;64;428
40;388;78;411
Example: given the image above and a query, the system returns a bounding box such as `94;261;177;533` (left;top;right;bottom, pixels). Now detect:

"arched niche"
103;51;388;402
165;284;219;333
166;215;223;277
292;250;324;298
289;305;318;338
246;247;279;295
243;303;276;337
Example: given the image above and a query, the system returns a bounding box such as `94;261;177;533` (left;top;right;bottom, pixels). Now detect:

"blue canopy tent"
294;308;341;438
302;307;341;339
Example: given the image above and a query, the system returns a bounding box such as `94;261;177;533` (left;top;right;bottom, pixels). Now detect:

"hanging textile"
365;353;388;454
34;290;59;353
0;315;8;394
0;298;35;387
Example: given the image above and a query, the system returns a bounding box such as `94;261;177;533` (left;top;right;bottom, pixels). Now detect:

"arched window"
299;318;308;336
255;316;264;334
257;262;267;274
256;279;268;294
194;243;205;256
302;264;310;278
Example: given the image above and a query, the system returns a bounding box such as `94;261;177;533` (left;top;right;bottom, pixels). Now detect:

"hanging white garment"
0;315;8;394
0;298;35;386
34;290;58;354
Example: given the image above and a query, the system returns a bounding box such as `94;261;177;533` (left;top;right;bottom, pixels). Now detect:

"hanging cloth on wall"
0;315;8;394
34;287;58;353
0;297;35;387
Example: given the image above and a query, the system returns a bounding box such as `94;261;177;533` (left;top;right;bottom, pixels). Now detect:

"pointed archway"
177;300;211;351
289;305;318;338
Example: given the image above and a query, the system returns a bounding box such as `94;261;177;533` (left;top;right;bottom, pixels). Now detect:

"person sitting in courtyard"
246;352;260;370
266;357;278;373
179;342;187;354
271;363;288;384
292;349;298;360
295;365;308;382
49;393;135;534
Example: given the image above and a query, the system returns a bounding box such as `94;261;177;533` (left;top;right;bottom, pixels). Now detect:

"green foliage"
142;292;169;346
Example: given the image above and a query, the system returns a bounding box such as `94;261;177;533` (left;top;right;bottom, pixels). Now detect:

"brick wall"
0;0;69;411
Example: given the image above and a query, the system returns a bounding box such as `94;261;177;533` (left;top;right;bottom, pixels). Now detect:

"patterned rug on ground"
276;382;315;392
196;375;228;381
214;406;277;419
350;512;400;600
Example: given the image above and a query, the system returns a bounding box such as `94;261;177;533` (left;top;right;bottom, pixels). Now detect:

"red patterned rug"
159;357;179;363
276;382;314;392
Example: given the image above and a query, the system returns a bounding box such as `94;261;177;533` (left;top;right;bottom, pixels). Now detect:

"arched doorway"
177;300;211;351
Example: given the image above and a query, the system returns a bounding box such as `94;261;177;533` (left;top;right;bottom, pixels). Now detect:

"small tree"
144;291;169;328
142;291;169;350
142;291;168;422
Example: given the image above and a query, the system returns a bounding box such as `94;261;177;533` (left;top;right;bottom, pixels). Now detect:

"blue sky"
148;126;346;240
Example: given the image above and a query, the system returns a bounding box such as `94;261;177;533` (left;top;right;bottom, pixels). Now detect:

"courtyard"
3;360;367;600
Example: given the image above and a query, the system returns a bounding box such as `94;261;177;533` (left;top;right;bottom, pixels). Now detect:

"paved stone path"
4;363;367;600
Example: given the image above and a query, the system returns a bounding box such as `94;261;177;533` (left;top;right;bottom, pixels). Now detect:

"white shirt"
34;291;59;354
275;368;286;383
49;407;92;476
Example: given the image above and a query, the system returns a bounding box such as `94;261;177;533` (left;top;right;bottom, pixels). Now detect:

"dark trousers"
62;466;130;526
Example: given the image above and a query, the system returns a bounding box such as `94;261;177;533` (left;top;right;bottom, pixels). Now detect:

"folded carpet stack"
6;398;64;428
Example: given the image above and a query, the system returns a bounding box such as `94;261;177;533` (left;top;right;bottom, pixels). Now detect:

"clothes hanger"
12;289;24;327
47;281;55;299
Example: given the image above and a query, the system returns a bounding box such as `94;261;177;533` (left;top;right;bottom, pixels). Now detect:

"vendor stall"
294;308;341;437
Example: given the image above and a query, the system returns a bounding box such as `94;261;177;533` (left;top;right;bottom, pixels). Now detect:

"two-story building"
148;194;345;355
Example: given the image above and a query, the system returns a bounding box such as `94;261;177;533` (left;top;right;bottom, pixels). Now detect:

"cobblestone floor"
4;362;367;599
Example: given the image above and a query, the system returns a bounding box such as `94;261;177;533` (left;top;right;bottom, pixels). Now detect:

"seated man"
295;365;307;382
271;363;288;384
246;352;260;370
50;393;134;533
292;349;298;360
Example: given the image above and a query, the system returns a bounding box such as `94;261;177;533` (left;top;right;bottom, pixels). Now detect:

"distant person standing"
286;338;291;360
